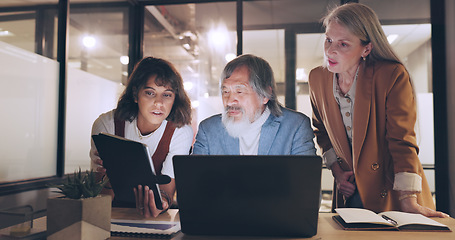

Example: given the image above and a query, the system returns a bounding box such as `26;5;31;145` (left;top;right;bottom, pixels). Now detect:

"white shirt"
239;107;271;155
89;110;193;178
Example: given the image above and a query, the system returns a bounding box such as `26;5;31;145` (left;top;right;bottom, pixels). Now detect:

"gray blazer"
192;107;316;155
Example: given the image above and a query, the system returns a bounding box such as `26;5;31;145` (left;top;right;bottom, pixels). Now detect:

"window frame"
0;0;448;213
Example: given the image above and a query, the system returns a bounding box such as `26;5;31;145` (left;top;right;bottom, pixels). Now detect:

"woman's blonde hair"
323;2;401;65
323;3;421;140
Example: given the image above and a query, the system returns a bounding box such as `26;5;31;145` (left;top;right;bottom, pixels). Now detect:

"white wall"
406;40;432;93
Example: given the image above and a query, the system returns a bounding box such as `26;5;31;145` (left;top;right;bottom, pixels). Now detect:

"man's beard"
221;106;261;138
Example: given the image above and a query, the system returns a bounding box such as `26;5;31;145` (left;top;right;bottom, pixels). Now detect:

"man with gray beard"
192;54;316;156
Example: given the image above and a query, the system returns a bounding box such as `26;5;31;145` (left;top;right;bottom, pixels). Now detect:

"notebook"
111;209;181;238
172;155;322;237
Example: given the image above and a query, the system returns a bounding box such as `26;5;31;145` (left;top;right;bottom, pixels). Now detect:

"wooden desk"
2;208;454;239
111;208;455;240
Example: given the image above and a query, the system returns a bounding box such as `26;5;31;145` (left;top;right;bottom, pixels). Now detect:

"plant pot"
47;194;112;240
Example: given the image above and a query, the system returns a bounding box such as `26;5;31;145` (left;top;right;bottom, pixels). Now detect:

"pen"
381;215;398;226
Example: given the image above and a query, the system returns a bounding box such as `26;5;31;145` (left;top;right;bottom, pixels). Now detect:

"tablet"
92;132;164;209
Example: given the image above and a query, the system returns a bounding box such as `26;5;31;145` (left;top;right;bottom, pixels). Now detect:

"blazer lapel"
258;115;279;155
352;63;373;168
223;129;240;154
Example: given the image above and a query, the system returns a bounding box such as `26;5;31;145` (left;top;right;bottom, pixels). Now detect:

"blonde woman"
309;3;447;217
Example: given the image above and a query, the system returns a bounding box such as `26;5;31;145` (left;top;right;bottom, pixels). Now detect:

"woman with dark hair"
309;3;447;217
90;57;193;217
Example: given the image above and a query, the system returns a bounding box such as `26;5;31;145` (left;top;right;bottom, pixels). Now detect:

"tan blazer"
308;61;435;213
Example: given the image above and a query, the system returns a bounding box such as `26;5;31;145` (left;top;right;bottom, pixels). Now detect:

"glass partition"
65;5;129;173
65;68;124;173
0;41;59;182
0;12;35;53
143;2;236;127
244;29;285;83
0;6;59;183
68;6;129;84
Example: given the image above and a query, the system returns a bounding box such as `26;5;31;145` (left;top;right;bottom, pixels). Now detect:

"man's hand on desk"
134;185;169;218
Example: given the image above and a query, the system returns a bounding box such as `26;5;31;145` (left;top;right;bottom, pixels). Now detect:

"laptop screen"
173;155;322;237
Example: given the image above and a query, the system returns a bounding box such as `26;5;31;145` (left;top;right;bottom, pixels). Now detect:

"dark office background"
0;0;453;228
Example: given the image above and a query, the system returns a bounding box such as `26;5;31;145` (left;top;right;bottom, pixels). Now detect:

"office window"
240;0;338;212
0;1;437;211
142;2;236;126
0;9;58;59
0;10;59;182
65;5;128;173
0;12;35;52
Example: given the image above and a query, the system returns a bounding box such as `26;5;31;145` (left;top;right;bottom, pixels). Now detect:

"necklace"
338;65;360;84
337;65;360;95
136;125;153;140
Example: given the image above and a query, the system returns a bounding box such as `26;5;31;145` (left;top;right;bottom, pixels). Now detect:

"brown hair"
114;57;192;127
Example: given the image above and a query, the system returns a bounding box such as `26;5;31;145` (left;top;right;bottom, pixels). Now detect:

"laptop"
172;155;322;237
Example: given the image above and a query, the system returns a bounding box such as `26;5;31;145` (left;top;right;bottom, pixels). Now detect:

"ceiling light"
296;68;308;82
191;100;200;109
184;81;194;91
225;53;236;62
208;23;229;49
387;34;398;44
82;35;96;48
120;56;129;65
0;30;13;36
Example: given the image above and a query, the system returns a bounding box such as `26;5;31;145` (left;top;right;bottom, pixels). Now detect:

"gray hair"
220;54;282;116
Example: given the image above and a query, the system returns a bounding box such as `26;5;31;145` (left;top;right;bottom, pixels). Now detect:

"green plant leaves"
51;168;108;199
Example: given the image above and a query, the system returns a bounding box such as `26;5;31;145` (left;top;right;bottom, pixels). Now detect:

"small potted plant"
47;168;111;240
